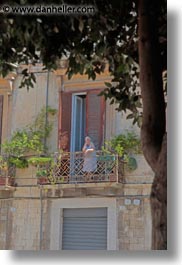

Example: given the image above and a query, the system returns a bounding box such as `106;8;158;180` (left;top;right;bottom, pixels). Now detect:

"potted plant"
102;132;142;181
0;156;15;186
28;156;53;185
0;106;57;185
36;168;49;184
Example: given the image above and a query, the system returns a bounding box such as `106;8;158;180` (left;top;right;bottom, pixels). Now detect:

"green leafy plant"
102;132;141;156
1;106;57;168
28;157;53;167
0;156;8;171
28;106;57;143
102;132;141;169
36;169;48;178
28;150;65;185
0;155;16;186
8;157;29;169
28;156;54;184
2;130;43;159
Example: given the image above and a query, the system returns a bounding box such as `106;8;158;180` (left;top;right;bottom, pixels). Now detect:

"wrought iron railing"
0;151;125;186
38;151;123;184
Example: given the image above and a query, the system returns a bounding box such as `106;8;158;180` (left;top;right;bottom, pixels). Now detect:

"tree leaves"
0;0;166;125
19;71;36;90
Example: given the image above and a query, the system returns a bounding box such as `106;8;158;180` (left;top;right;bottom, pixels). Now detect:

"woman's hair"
85;136;95;148
85;136;91;141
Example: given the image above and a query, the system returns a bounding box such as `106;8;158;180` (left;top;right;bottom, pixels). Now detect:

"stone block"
0;215;7;221
119;242;130;250
133;228;145;237
129;243;145;250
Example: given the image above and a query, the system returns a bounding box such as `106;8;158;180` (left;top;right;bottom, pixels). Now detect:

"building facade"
0;64;153;250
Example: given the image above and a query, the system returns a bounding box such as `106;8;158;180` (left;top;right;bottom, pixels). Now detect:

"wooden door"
86;90;105;150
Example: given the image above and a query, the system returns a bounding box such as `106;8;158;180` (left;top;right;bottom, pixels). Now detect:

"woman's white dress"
83;144;97;172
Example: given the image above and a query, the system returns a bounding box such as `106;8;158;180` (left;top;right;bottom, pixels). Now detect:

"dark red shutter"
0;95;3;147
86;90;105;150
58;92;72;151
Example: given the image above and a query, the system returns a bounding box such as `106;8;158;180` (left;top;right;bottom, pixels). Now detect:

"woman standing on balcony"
82;136;97;181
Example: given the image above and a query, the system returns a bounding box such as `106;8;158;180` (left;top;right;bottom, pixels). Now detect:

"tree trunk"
151;133;167;249
138;0;167;249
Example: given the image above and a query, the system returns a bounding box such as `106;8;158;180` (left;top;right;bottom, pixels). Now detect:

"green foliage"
2;129;43;158
28;106;57;142
102;132;141;171
1;106;56;168
127;157;137;171
19;70;36;91
8;157;28;169
28;157;53;166
102;132;141;160
36;169;48;178
0;0;167;125
28;156;54;181
0;156;8;171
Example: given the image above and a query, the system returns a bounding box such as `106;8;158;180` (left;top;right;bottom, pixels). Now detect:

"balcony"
0;151;125;187
34;151;124;185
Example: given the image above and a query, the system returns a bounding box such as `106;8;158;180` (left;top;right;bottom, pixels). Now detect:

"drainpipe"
44;71;50;153
61;75;65;92
57;75;64;150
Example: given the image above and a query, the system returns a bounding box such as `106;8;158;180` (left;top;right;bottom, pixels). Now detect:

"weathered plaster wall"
10;65;140;153
0;78;12;143
11;69;59;153
105;100;140;141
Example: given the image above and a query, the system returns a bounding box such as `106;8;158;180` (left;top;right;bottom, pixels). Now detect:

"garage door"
62;208;107;250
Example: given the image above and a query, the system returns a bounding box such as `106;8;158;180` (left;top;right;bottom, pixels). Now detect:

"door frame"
50;197;118;250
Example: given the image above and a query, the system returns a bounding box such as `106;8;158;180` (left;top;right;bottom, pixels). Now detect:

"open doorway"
70;93;86;152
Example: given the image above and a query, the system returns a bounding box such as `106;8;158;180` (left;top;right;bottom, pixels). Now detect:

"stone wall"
117;197;152;250
11;68;59;153
0;150;154;250
10;65;141;153
0;77;12;143
0;195;13;250
8;199;41;250
0;182;152;250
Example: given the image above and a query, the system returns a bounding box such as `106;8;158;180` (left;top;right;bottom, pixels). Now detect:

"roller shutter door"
62;208;107;250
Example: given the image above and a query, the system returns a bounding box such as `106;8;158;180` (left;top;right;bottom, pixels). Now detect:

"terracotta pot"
0;176;15;186
0;177;6;186
109;174;116;182
37;176;49;185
